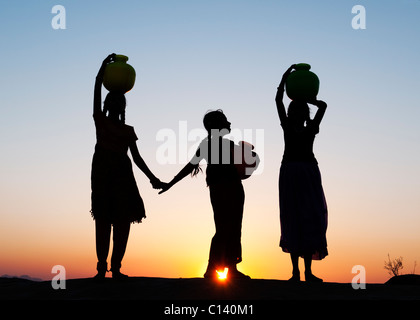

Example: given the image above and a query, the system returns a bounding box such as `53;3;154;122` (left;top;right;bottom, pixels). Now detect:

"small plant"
384;254;404;277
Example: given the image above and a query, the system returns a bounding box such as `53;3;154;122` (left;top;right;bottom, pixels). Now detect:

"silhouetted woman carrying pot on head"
275;65;328;282
91;54;162;280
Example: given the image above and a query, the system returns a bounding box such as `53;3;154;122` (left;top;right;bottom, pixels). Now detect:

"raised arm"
93;54;115;116
309;99;327;128
275;64;296;125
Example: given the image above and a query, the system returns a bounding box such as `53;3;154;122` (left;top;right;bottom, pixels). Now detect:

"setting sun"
216;268;229;281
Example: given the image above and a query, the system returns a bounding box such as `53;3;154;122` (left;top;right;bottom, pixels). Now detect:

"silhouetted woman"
276;65;328;282
159;110;249;279
91;54;162;279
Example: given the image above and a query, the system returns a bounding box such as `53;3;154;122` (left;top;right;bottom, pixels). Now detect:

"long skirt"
208;181;245;267
91;146;146;224
279;161;328;260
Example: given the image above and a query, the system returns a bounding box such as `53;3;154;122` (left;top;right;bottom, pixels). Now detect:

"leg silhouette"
95;219;111;278
304;254;323;282
94;219;131;279
110;221;131;279
289;253;300;282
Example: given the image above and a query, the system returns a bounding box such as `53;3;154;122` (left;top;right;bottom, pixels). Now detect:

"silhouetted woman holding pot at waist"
276;64;328;282
159;110;250;280
91;54;162;280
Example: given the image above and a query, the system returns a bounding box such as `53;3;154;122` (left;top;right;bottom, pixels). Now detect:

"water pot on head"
103;55;136;93
285;63;319;101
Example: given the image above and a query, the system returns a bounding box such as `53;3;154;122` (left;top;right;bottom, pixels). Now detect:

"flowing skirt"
279;162;328;260
91;146;146;224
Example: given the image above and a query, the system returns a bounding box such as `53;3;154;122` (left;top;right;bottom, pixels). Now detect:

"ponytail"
191;133;209;177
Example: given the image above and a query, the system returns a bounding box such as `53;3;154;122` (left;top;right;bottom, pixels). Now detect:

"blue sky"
1;0;419;281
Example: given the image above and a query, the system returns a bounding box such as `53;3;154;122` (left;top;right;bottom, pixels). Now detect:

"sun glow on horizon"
216;268;229;281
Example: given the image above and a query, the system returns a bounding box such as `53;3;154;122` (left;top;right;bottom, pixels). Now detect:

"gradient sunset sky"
1;0;419;283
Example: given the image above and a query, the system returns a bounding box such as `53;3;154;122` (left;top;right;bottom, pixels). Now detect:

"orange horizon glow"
1;184;417;284
1;180;418;284
2;2;420;291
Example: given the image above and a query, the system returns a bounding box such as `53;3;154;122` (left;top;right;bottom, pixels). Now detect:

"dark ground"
1;275;419;317
1;274;419;300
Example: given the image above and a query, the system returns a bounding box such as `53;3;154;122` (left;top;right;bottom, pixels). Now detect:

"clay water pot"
232;141;260;180
286;63;319;101
103;55;136;93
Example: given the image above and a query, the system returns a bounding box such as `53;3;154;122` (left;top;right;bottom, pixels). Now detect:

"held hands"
149;177;172;194
158;182;172;195
149;177;164;189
